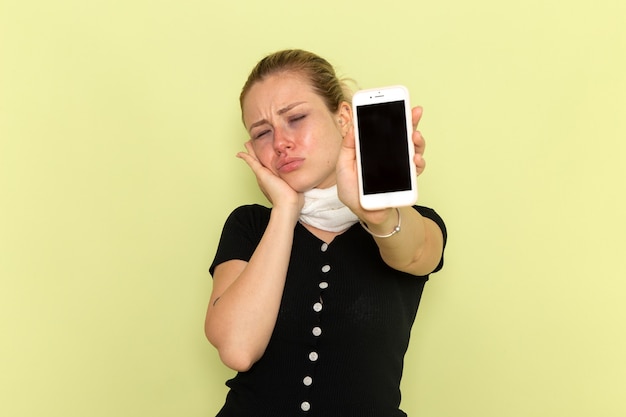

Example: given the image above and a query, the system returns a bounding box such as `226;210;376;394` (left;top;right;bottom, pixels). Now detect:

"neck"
300;222;342;244
298;185;359;233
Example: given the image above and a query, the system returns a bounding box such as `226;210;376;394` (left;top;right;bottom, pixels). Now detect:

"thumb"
342;123;356;150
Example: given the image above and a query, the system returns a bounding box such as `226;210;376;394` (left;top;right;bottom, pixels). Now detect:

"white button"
303;376;313;386
313;302;323;312
301;401;311;411
319;282;329;289
309;351;318;361
321;265;331;273
312;326;322;336
321;243;328;252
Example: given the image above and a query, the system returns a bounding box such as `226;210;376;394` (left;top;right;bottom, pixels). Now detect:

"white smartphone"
352;85;417;210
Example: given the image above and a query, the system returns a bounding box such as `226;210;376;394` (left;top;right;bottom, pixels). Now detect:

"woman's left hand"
336;105;427;224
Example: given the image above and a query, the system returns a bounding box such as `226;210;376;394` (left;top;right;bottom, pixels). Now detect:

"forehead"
242;72;323;127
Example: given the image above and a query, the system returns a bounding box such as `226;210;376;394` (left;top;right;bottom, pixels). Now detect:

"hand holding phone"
352;85;418;210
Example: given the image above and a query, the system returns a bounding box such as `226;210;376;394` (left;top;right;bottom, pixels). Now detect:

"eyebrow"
248;101;306;131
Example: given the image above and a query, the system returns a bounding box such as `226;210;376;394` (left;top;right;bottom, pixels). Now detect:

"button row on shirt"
300;243;332;413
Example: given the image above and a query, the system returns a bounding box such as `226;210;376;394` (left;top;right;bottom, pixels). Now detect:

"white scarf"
299;185;359;232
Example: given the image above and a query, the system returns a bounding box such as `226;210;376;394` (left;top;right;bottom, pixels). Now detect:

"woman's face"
242;72;349;192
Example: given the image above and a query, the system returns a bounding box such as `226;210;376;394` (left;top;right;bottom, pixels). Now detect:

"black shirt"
210;204;447;417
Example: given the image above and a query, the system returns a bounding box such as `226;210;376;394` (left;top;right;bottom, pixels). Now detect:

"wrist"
360;208;401;238
271;201;302;225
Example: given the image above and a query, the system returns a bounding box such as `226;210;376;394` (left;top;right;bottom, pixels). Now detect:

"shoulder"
413;205;447;274
229;203;271;216
209;204;271;276
219;204;273;246
224;204;271;228
414;205;447;242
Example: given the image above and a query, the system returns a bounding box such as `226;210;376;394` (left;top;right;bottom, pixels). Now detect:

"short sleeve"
209;204;271;277
414;205;447;273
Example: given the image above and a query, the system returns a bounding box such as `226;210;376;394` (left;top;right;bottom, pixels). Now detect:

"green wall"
1;0;625;416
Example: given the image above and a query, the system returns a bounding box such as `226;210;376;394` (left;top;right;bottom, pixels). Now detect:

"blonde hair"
240;49;355;116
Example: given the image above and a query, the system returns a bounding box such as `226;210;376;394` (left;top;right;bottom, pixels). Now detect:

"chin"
284;179;315;194
283;173;335;193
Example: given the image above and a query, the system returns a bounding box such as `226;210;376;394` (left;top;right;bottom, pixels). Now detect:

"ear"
336;101;353;137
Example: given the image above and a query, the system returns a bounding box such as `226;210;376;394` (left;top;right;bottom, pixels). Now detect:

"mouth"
277;157;305;173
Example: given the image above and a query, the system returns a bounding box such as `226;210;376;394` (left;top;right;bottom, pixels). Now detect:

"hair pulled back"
240;49;353;116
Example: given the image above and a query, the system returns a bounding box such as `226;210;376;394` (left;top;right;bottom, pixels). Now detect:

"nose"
273;126;293;154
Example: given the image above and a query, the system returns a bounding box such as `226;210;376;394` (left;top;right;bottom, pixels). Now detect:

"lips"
277;157;305;173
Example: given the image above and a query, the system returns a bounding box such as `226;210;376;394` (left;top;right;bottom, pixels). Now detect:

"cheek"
321;130;343;160
251;141;275;169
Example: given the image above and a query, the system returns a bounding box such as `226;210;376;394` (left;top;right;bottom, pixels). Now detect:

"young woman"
205;49;447;417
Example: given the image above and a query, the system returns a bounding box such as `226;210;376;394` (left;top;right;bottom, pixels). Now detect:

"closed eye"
289;114;306;124
253;129;271;140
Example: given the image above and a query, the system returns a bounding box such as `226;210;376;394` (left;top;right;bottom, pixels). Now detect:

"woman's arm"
205;141;303;372
359;206;444;276
205;204;298;372
336;105;444;276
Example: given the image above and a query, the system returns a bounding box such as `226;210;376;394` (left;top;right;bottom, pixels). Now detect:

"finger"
236;145;273;202
243;140;258;159
236;141;267;174
410;107;426;177
411;106;423;131
341;123;356;149
413;129;426;155
413;131;426;176
414;153;426;176
338;124;357;168
236;150;257;168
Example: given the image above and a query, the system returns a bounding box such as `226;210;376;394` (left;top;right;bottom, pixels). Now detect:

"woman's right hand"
237;140;304;215
209;141;303;371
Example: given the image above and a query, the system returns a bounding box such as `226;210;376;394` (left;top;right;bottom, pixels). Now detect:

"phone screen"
356;100;412;195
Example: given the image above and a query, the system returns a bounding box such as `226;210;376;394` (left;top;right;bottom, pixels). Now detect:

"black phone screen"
356;100;412;195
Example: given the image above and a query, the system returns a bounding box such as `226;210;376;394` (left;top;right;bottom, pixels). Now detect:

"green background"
1;0;625;415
